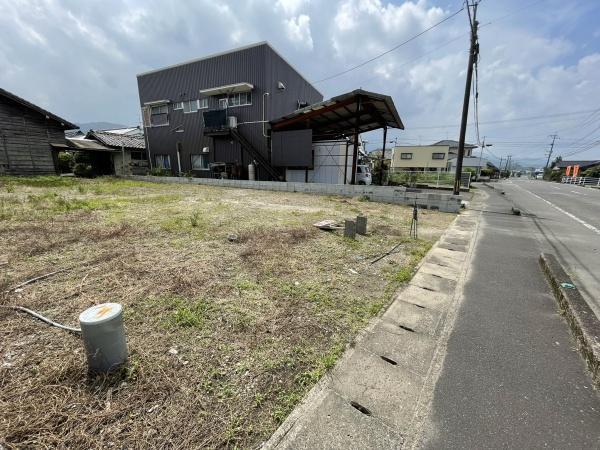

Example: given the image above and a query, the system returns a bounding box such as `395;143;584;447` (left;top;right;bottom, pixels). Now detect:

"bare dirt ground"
0;176;453;449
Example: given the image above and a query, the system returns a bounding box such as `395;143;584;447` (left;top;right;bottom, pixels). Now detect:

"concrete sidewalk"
264;199;481;449
419;186;600;449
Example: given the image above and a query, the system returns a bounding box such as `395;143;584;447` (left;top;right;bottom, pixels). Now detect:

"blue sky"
1;0;599;167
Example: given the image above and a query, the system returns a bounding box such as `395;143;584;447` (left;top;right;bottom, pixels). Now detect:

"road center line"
518;186;600;235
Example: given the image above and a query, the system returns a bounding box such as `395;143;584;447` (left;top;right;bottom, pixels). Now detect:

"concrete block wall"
126;176;462;213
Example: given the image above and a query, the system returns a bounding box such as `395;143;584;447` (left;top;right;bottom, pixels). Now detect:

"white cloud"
0;0;597;162
276;0;309;16
284;14;313;50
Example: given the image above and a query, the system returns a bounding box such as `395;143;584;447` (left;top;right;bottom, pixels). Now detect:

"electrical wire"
0;305;81;334
312;7;465;84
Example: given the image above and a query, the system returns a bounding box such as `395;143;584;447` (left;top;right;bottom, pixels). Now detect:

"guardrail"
561;176;600;188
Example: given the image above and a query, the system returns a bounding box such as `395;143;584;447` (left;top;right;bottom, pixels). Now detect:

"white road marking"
519;187;600;235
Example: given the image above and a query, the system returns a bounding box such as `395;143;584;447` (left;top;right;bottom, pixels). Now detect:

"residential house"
136;42;323;179
554;160;600;174
66;130;147;175
391;145;450;172
0;87;77;175
446;156;498;173
432;139;477;158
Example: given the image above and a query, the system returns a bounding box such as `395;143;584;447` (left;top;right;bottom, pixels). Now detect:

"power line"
312;7;465;84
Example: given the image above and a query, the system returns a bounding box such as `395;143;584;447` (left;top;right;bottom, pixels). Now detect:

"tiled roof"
88;130;146;149
66;137;113;151
0;87;78;129
555;160;600;169
432;139;477;149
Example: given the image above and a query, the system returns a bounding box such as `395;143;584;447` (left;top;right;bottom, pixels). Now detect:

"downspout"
121;144;125;175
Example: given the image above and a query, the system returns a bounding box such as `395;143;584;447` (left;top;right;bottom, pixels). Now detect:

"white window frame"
155;154;171;169
198;98;209;109
150;105;169;127
400;153;413;160
191;154;209;171
227;92;252;108
432;152;446;160
183;100;199;114
173;102;184;110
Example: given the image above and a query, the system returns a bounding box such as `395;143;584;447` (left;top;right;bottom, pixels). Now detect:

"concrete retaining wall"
124;175;462;213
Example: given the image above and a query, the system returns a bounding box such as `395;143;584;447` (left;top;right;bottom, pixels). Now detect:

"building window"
228;92;252;107
198;98;209;109
173;102;184;110
155;154;171;169
183;100;199;114
218;98;228;109
401;153;413;160
432;153;446;160
150;105;169;126
191;154;209;170
131;151;147;161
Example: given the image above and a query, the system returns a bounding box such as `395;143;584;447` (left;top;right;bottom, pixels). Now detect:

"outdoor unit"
227;116;237;129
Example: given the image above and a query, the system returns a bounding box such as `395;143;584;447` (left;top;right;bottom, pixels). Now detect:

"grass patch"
0;176;453;449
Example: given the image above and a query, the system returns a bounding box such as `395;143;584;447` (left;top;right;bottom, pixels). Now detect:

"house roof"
66;137;114;152
88;130;146;149
136;41;322;97
0;87;78;130
270;89;404;141
432;139;477;149
555;160;600;169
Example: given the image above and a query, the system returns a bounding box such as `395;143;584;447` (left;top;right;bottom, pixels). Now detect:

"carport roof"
270;89;404;141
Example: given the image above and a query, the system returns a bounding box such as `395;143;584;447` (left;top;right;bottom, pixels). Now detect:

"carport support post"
351;95;361;185
380;126;387;185
344;140;349;184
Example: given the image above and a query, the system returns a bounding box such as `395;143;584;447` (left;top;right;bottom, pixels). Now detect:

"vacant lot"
0;176;453;449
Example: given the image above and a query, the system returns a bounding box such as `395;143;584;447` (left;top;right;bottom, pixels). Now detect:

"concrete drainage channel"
262;197;483;449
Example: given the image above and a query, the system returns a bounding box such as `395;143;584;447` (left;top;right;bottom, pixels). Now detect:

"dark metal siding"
0;97;65;175
136;43;323;179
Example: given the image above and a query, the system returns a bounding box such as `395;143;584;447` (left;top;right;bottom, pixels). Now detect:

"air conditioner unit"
227;116;237;129
202;147;210;153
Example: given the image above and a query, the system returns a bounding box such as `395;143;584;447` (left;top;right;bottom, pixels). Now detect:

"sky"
1;0;600;168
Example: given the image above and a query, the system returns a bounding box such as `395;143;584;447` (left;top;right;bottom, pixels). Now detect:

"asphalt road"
421;186;600;449
499;178;600;318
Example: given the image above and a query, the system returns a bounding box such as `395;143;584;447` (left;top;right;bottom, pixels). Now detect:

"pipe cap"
79;303;122;325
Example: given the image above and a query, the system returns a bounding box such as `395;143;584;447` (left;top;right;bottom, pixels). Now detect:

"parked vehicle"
356;165;372;185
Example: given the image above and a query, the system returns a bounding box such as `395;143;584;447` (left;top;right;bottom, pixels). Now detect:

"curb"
539;253;600;387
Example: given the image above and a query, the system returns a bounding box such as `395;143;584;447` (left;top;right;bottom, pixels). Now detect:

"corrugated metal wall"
136;43;323;179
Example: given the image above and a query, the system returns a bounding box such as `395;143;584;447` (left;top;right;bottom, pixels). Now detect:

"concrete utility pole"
504;155;512;176
453;1;480;195
545;134;559;168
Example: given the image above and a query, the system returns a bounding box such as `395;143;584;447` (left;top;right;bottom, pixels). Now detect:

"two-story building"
391;145;450;172
136;42;323;180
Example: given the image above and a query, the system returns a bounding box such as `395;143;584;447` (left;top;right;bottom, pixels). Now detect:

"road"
421;186;600;449
500;178;600;318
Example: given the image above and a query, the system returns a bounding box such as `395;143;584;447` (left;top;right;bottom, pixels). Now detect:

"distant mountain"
76;122;127;132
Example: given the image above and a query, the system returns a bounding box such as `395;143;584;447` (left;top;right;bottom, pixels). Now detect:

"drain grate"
380;355;398;365
413;303;425;309
350;401;372;416
399;324;415;333
419;285;437;292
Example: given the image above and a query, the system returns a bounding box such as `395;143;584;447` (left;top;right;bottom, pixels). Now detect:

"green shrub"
150;167;170;177
73;163;94;178
57;152;74;173
583;165;600;178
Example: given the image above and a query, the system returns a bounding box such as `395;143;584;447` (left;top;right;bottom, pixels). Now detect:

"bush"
583;165;600;178
73;163;94;178
57;152;74;173
150;167;170;177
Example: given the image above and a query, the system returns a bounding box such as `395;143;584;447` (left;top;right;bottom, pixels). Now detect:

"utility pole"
477;137;492;179
545;134;558;168
453;1;480;195
504;155;512;177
